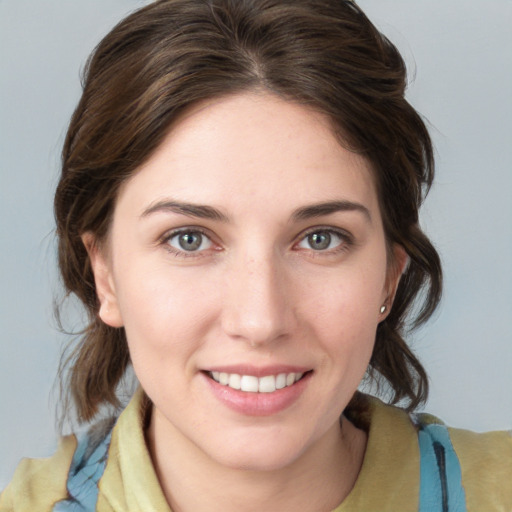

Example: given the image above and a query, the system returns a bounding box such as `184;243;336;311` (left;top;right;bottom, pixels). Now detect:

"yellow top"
1;389;511;511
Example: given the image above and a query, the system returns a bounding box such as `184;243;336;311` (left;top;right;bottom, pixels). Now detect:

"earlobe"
81;232;124;328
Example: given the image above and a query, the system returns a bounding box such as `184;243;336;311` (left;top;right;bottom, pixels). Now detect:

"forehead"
117;92;379;218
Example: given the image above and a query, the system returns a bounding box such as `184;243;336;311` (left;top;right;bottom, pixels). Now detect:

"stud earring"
380;305;387;314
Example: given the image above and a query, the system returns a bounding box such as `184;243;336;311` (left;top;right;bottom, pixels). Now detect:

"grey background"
1;0;511;489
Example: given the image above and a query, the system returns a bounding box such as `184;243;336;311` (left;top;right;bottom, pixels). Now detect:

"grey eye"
297;230;346;251
307;231;332;250
178;232;202;251
168;231;212;252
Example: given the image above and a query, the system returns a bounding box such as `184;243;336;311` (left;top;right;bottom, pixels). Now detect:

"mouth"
203;367;313;415
206;370;311;394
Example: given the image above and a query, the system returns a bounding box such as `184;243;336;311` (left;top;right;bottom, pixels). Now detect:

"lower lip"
203;372;312;416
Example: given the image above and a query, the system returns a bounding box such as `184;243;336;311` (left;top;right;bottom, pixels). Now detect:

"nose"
220;250;296;347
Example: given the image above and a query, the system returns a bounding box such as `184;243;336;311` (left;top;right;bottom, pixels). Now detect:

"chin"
205;429;310;473
217;449;301;473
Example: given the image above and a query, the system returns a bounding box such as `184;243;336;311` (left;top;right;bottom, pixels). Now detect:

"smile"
209;371;305;393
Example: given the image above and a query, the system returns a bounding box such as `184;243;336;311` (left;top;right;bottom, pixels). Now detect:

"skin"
85;92;406;511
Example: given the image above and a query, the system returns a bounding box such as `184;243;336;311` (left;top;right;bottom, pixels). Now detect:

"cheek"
113;260;221;362
300;263;386;361
304;263;386;323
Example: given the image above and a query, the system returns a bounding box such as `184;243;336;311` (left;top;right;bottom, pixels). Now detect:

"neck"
147;410;367;512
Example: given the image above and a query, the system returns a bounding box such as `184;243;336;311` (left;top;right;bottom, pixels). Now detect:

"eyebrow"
141;199;371;223
141;200;229;222
291;200;372;222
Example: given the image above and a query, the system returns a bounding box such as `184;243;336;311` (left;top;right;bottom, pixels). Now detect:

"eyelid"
160;226;220;257
158;225;354;257
294;225;355;252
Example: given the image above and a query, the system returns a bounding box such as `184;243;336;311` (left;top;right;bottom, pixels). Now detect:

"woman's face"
89;92;402;471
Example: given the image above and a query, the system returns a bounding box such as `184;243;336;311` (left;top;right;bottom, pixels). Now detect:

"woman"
1;0;510;510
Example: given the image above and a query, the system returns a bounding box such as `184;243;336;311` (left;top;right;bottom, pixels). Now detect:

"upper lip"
203;364;312;377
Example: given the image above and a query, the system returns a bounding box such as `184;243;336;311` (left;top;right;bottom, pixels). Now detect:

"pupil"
309;232;331;250
179;232;202;251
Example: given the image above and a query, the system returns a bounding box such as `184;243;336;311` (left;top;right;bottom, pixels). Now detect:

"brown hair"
55;0;441;423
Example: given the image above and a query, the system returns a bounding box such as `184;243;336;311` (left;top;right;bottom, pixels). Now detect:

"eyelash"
294;226;354;256
160;227;217;258
159;226;354;258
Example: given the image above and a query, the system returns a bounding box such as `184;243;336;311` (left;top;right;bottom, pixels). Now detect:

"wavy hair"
55;0;442;423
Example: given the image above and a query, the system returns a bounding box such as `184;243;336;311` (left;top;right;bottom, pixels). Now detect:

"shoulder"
406;407;512;509
414;411;512;504
449;425;512;509
0;417;116;512
345;394;512;510
0;435;77;511
400;406;512;510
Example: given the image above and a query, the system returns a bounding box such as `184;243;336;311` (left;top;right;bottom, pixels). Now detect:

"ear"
381;244;408;317
81;232;124;328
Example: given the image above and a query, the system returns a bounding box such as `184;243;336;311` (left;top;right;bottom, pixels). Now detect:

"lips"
203;367;312;416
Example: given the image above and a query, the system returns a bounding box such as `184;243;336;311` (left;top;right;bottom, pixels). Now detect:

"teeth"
228;373;241;390
240;375;259;392
210;371;305;393
276;373;287;390
258;375;275;393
